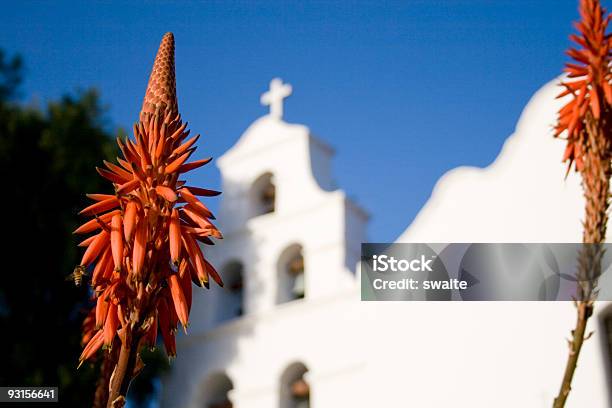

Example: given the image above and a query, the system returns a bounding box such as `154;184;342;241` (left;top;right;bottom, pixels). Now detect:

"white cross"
260;78;292;120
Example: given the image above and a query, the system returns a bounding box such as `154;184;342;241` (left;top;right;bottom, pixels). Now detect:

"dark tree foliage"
0;50;116;407
0;49;170;407
0;49;22;101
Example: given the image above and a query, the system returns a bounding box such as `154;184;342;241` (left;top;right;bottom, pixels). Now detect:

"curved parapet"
398;78;587;243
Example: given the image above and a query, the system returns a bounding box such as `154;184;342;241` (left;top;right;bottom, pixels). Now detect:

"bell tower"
190;78;368;331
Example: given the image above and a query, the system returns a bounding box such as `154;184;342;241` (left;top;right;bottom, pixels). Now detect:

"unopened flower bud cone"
141;32;178;120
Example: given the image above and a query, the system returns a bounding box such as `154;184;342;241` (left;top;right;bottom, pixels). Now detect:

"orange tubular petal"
116;178;140;195
127;139;142;163
200;227;222;240
132;218;147;278
566;48;590;65
181;205;214;229
590;89;601;119
118;136;140;164
123;201;138;242
86;193;116;202
117;157;134;174
79;330;104;366
562;80;585;92
95;290;110;329
180;188;214;218
570;33;588;48
182;186;221;196
178;209;198;227
179;260;193;313
204;258;223;287
158;297;170;332
576;156;584;171
135;132;152;168
178;257;188;278
182;224;222;239
169;208;181;264
126;159;147;183
184;202;214;220
168;274;189;329
177;157;212;174
566;64;587;78
178;187;198;204
169;122;187;141
166;292;179;331
559;99;577;115
603;81;612;105
154;128;166;159
164;149;193;174
181;233;208;287
147;114;157;150
103;303;119;346
562;143;575;162
101;256;115;281
73;210;120;234
81;230;110;267
78;235;97;247
79;197;120;216
110;214;124;271
174;129;191;145
170;134;200;158
97;167;128;184
106;281;122;304
556;88;573;99
116;157;133;172
158;298;176;357
186;260;202;287
92;247;112;285
155;185;178;202
104;160;133;181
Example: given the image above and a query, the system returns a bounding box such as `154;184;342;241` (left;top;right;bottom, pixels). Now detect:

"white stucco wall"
392;78;610;407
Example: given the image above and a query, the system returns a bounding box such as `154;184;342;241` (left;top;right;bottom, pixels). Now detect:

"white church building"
161;78;612;408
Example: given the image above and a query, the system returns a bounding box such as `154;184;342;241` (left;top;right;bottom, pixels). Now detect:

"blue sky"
1;1;579;241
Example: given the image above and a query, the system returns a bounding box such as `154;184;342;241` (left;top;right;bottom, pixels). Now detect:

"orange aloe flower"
554;0;612;173
552;1;612;406
74;32;222;371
